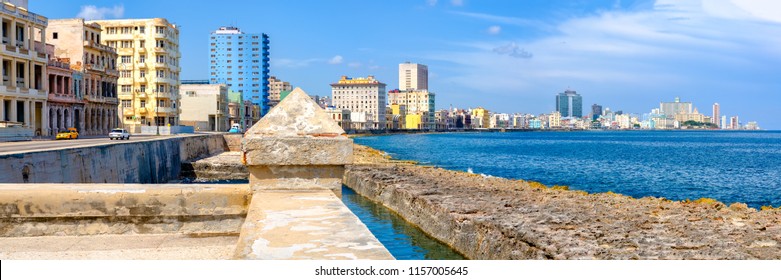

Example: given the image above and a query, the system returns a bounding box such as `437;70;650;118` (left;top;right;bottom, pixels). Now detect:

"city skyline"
31;0;781;129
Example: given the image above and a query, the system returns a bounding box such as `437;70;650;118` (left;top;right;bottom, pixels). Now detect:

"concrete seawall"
0;134;227;184
344;146;781;260
0;184;250;237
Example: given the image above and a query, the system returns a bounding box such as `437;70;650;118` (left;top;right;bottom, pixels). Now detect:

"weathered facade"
0;1;48;138
46;18;119;135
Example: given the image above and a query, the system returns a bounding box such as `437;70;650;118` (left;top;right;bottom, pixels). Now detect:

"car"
55;128;79;140
109;128;130;140
228;124;242;133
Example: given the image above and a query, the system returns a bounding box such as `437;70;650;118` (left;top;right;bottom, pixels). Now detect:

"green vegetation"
682;120;718;129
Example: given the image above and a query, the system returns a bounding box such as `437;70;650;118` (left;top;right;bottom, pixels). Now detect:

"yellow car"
55;128;79;140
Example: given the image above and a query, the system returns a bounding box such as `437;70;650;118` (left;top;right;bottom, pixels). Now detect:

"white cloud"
328;55;344;64
77;5;124;20
428;0;781;118
487;25;501;35
451;0;463;6
348;62;362;68
426;0;437;6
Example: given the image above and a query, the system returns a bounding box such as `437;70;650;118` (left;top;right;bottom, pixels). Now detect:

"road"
0;134;175;155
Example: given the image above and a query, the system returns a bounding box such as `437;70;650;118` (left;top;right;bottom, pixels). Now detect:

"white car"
109;128;130;140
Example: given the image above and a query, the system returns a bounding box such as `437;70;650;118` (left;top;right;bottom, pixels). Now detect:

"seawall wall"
0;134;227;184
344;146;781;260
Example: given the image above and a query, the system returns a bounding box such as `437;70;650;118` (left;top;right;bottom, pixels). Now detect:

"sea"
354;130;781;209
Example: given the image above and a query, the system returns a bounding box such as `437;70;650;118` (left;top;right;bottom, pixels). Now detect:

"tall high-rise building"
0;1;49;139
91;18;181;132
555;89;582;118
47;19;119;135
208;26;269;119
730;116;739;130
591;104;603;119
331;76;386;130
659;97;692;117
721;115;727;130
712;103;720;127
398;62;427;91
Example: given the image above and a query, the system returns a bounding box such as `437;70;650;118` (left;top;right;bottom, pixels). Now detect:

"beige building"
387;89;435;130
267;76;291;108
548;111;561;128
90;18;181;132
179;83;228;132
46;18;119;135
398;62;427;91
331;75;386;130
0;1;49;138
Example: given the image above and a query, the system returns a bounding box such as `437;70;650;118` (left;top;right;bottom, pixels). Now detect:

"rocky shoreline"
345;144;781;259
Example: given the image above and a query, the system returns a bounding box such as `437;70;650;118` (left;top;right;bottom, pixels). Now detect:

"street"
0;134;177;155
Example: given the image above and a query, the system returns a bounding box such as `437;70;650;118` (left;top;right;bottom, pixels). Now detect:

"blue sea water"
354;131;781;209
341;186;465;260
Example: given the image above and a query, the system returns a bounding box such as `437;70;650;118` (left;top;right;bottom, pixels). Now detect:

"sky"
31;0;781;129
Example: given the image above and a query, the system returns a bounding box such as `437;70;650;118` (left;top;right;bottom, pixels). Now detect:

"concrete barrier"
0;183;250;237
0;134;227;184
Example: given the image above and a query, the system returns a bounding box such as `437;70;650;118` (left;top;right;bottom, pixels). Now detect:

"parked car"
109;128;130;140
228;123;242;133
55;128;79;140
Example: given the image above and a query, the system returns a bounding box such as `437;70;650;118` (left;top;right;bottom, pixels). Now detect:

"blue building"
555;89;583;118
209;26;270;117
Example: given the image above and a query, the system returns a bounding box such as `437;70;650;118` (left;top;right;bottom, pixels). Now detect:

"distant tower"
591;104;603;120
712;103;720;127
721;115;727;130
398;62;428;91
555;89;583;118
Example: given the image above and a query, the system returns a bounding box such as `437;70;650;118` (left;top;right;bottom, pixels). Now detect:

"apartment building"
331;75;386;130
0;0;49;139
46;18;119;135
90;18;180;132
179;81;228;132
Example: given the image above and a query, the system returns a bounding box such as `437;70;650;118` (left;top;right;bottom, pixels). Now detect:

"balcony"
138;48;146;53
153;62;168;69
154;91;177;99
84;63;105;72
137;63;147;69
139;107;148;114
83;40;115;53
137;92;148;99
155;107;178;115
123;108;135;116
154;47;166;53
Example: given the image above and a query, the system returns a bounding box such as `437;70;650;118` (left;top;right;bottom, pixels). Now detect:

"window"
139;56;146;63
157;100;166;107
121;85;131;92
157;84;166;92
139;26;145;34
156;26;165;34
53;32;58;39
156;55;165;63
121;41;133;48
120;71;131;78
157;70;165;78
140;100;146;107
122;100;132;107
140;70;146;78
120;56;131;64
121;27;132;34
156;40;164;48
139;40;145;48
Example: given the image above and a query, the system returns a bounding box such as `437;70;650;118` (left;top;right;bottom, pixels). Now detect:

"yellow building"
470;107;490;129
267;76;291;108
90;18;181;132
46;18;119;135
0;1;49;139
548;111;561;128
675;108;706;123
387;89;435;130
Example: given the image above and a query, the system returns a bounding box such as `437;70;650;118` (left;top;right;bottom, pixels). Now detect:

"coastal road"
0;134;179;155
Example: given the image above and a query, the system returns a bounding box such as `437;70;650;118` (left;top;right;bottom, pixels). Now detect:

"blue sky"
32;0;781;129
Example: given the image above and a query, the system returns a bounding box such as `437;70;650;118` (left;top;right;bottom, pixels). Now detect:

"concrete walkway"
0;234;237;259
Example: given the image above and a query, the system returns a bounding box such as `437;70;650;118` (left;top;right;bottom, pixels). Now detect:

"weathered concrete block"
248;165;344;196
243;137;352;166
232;191;393;260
